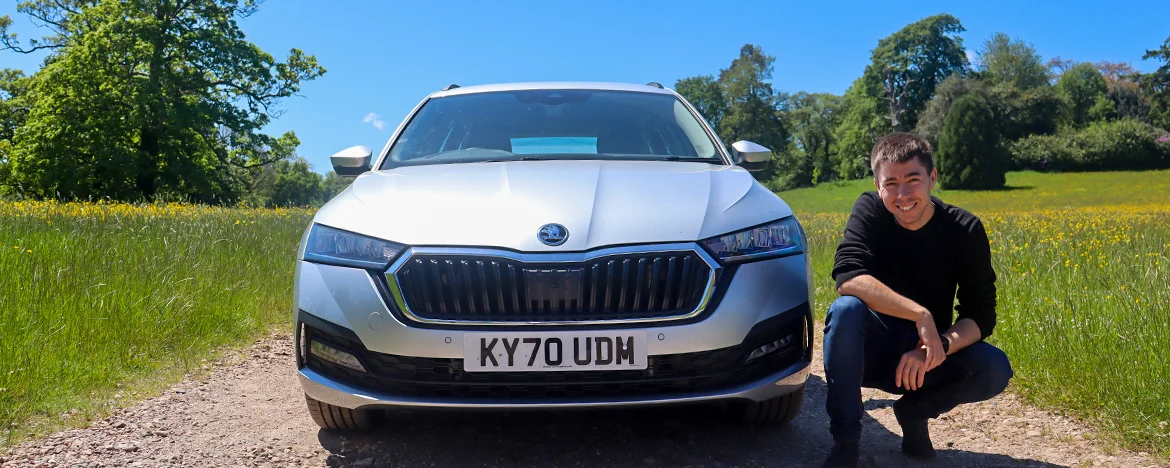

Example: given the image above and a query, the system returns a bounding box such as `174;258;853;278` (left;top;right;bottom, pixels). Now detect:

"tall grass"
0;201;312;442
779;169;1170;214
792;188;1170;455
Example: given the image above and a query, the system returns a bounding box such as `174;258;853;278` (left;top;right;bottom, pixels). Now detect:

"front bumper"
300;359;809;410
294;251;813;410
296;300;811;410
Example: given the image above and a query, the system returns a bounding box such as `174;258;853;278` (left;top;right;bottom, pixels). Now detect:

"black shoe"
822;440;860;468
894;402;936;459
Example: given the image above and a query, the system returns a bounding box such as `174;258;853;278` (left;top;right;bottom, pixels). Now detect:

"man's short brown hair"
870;132;934;176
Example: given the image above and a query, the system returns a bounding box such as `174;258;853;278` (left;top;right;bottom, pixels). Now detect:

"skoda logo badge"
538;224;569;246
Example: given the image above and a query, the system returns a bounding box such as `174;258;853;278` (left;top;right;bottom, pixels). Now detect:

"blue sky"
3;0;1169;174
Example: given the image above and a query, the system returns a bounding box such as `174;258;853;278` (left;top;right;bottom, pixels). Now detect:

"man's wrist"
939;334;951;355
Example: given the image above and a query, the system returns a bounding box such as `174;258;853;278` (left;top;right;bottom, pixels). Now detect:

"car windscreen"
381;89;722;168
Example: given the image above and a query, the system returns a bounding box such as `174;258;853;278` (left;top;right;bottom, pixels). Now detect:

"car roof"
430;82;675;98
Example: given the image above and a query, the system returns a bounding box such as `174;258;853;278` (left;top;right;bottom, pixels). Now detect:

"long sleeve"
832;193;881;290
954;218;997;338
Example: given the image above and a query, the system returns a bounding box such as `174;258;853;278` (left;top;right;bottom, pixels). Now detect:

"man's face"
874;158;937;230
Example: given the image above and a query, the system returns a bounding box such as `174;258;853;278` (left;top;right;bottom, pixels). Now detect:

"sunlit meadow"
0;201;313;444
1;170;1167;455
796;186;1170;455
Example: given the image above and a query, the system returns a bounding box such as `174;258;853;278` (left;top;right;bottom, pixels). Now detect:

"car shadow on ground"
315;374;1061;468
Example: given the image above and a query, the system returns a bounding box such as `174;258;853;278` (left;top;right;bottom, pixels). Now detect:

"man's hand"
837;275;946;370
915;310;945;371
895;348;929;391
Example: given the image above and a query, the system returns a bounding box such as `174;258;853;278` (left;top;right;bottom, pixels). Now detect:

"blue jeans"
823;296;1013;442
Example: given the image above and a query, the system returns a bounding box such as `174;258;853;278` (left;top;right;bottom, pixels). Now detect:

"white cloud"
363;112;385;130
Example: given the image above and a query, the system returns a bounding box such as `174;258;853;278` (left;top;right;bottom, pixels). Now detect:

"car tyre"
734;384;804;425
305;394;380;430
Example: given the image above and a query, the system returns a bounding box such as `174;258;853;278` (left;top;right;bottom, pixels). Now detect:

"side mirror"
331;145;372;177
730;140;772;172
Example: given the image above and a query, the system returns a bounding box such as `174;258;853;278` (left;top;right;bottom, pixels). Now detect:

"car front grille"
301;312;806;400
388;249;716;324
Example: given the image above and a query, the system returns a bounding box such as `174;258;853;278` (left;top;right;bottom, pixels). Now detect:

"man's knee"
972;344;1013;397
824;295;869;337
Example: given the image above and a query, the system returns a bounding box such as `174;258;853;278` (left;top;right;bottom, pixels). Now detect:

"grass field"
0;170;1166;456
783;170;1170;455
0;201;313;445
780;169;1170;213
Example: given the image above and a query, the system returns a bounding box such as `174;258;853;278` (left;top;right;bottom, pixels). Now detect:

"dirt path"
1;330;1163;468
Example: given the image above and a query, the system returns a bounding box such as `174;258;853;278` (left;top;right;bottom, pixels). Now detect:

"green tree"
1094;62;1149;122
937;94;1006;189
1087;94;1118;122
1056;63;1109;128
1140;37;1170;129
783;92;842;185
987;85;1062;143
917;73;1061;152
976;33;1049;90
267;157;324;207
0;68;29;193
832;78;891;179
674;75;726;130
321;171;351;200
0;0;325;202
914;75;987;149
716;44;789;183
862;14;968;131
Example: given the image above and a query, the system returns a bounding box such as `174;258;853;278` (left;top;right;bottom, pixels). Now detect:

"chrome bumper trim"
298;359;809;410
382;243;722;326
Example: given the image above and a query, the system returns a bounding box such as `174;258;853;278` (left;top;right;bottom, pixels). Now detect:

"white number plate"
463;331;648;372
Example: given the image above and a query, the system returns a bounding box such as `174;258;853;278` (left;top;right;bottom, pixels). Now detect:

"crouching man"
822;133;1013;467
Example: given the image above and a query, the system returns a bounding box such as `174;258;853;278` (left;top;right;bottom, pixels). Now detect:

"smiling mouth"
896;201;918;213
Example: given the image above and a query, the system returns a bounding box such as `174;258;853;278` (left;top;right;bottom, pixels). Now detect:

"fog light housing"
310;340;367;373
297;323;307;367
746;334;794;362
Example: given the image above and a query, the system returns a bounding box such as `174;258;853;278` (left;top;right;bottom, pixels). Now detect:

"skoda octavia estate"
294;82;814;429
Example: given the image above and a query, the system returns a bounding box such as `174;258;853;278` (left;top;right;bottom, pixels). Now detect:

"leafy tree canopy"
862;14;968;131
1056;63;1109;128
977;32;1049;90
0;0;325;202
675;75;726;130
782;92;843;186
937;93;1007;189
833;78;891;179
1141;36;1170;129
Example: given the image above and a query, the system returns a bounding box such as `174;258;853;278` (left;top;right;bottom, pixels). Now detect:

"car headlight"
303;224;403;270
701;217;804;264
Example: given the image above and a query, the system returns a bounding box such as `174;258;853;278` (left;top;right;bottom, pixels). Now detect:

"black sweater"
831;192;998;338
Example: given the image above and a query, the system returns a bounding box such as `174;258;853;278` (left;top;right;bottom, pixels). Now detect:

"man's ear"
929;167;938;191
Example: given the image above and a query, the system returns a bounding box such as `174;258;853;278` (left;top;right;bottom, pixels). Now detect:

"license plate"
463;331;648;372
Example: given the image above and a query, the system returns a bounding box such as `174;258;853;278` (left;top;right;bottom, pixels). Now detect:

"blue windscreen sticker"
511;137;598;154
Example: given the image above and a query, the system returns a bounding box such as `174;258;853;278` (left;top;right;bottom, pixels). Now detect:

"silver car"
294;82;813;429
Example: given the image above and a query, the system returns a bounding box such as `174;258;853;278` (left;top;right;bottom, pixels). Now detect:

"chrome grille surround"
384;243;721;326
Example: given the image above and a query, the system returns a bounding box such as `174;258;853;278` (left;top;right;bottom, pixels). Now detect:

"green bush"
1009;119;1170;172
937;94;1008;189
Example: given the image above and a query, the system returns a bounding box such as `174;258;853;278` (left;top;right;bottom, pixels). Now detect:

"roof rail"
646;81;664;89
442;84;460;91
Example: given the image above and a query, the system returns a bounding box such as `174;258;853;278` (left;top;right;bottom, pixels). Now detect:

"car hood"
313;160;793;251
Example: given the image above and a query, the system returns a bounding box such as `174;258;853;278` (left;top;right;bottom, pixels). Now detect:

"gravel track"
1;330;1163;468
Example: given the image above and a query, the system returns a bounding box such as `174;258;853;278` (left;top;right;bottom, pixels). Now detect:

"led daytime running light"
310;340;367;373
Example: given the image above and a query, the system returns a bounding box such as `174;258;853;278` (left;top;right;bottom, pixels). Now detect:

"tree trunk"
136;2;174;200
